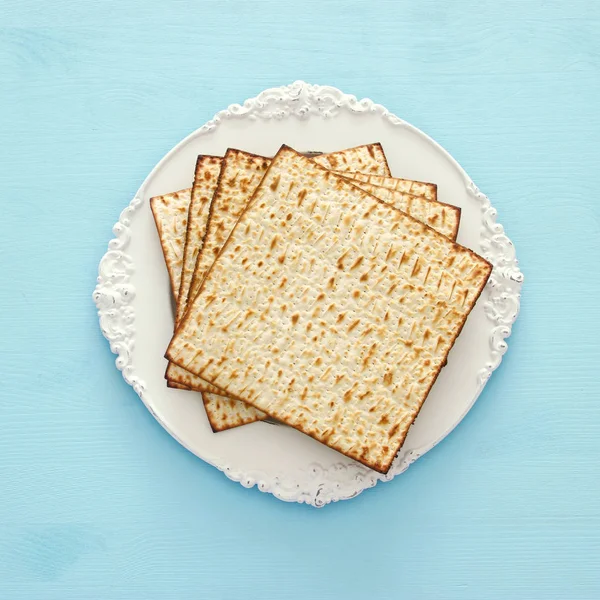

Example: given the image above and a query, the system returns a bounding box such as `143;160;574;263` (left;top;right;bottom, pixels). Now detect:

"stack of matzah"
150;143;490;473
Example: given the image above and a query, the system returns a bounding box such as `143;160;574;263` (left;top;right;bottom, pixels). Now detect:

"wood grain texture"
1;1;599;598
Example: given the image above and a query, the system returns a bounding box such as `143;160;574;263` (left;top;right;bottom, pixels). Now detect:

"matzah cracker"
150;188;192;301
343;172;437;202
175;155;223;324
311;143;390;176
167;146;491;472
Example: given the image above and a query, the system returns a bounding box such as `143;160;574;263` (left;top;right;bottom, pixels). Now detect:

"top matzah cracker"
311;143;390;176
175;155;223;324
167;146;491;472
342;172;437;202
150;188;192;301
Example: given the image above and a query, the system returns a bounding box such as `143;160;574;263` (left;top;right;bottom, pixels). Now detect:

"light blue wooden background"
2;1;599;598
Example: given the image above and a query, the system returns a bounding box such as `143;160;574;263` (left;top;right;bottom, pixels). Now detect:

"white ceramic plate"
93;81;523;507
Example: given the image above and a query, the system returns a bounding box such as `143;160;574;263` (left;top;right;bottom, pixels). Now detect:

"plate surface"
93;81;523;506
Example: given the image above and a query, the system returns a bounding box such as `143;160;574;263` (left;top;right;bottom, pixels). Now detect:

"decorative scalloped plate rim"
93;81;523;507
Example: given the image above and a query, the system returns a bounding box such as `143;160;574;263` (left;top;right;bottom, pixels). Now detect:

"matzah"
343;172;437;202
167;146;491;472
149;188;192;301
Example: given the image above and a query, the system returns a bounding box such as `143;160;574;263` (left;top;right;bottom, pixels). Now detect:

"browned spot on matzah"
348;319;361;332
270;174;281;191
